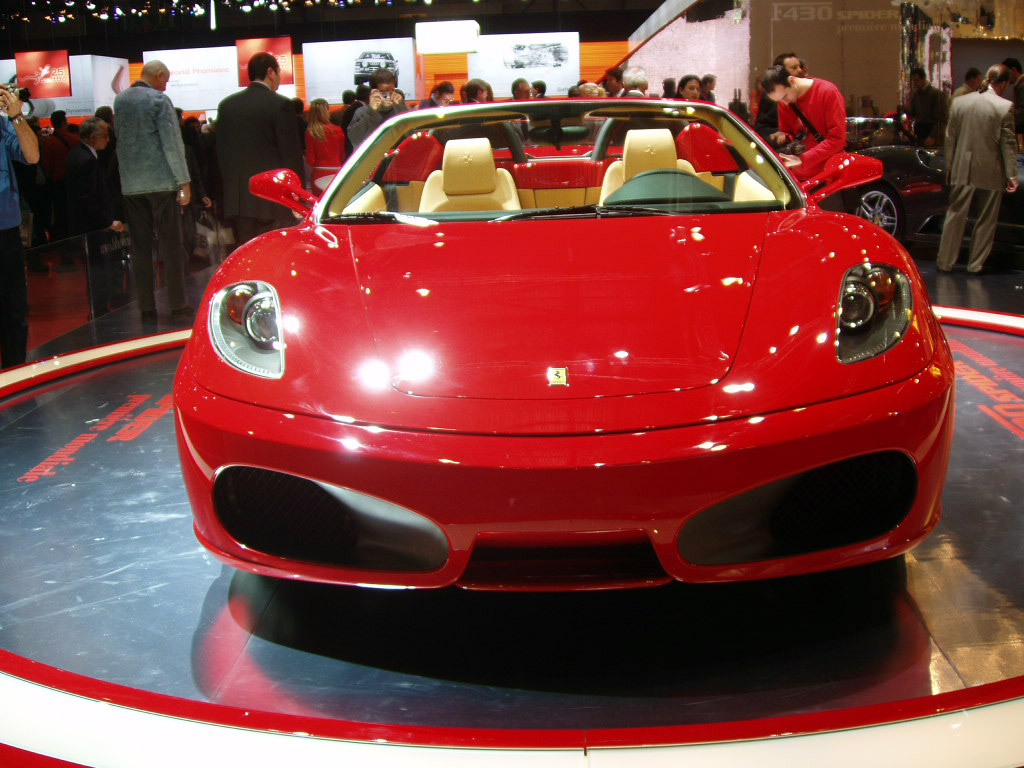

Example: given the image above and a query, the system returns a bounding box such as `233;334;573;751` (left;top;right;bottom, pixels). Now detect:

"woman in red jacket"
305;98;345;193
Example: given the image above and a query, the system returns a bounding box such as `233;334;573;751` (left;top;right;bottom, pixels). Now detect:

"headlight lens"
836;263;912;364
209;281;285;378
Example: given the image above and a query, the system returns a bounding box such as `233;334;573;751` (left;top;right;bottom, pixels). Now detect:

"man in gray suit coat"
936;64;1020;273
216;52;304;245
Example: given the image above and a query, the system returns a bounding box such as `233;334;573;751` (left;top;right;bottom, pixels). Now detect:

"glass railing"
20;225;220;365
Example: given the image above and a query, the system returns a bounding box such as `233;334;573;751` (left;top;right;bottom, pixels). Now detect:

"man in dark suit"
338;84;370;157
215;52;304;245
67;117;126;319
66;117;122;236
603;67;626;97
936;64;1019;273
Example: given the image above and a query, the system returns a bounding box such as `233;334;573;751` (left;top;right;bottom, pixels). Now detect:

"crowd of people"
1;48;1022;368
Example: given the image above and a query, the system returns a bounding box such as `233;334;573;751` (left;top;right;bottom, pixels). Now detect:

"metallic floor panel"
0;328;1022;730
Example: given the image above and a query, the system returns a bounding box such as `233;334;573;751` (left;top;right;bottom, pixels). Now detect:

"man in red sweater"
762;65;847;181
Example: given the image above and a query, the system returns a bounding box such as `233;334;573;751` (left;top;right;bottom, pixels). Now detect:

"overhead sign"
236;37;294;87
145;45;296;110
303;38;417;102
15;49;72;99
1;55;128;118
415;21;480;54
468;33;580;98
144;47;238;111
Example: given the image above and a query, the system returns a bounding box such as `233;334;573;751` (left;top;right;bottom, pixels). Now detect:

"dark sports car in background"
174;99;954;591
839;117;1024;252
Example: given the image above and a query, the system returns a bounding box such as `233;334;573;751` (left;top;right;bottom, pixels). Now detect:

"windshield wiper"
492;204;678;222
596;205;681;217
320;211;435;226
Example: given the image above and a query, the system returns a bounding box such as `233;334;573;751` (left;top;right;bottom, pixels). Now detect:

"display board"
0;55;129;118
303;38;416;102
14;50;72;99
144;46;297;111
468;32;580;98
236;37;294;87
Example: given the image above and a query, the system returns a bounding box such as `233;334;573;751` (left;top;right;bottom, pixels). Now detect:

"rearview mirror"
249;169;319;215
802;153;882;205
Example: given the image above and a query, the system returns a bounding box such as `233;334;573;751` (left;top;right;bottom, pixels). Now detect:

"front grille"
679;451;917;565
460;535;669;590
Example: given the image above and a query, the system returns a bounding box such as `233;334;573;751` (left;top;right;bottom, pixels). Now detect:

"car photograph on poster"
504;42;569;69
354;50;398;84
174;99;955;592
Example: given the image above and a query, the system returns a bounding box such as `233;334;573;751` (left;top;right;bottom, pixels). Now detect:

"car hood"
349;214;767;400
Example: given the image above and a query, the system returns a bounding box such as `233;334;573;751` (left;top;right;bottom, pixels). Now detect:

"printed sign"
236;36;294;86
468;33;580;98
15;49;72;98
144;47;237;111
303;38;417;102
1;54;128;118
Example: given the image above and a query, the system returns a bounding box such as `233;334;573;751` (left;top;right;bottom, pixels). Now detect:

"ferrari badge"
547;367;568;386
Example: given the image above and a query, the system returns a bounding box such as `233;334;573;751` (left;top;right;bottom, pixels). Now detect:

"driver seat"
419;138;521;213
599;129;695;204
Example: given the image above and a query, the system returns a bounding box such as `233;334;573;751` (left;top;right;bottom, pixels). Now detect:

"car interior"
325;106;794;221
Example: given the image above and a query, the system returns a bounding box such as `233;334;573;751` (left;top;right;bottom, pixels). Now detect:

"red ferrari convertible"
174;99;954;590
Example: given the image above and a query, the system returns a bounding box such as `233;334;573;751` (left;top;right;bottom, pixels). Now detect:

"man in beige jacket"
936;64;1019;273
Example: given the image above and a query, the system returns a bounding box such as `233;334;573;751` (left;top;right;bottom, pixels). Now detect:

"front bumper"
174;353;954;590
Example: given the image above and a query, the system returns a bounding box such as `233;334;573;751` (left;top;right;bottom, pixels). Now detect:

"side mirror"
249;169;318;215
802;152;882;205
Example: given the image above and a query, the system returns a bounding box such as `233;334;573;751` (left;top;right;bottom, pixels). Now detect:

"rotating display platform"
0;313;1023;767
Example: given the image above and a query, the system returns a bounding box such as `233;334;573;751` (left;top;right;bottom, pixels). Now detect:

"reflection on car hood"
349;214;768;400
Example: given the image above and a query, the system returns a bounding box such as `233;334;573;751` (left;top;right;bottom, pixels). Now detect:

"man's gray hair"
984;64;1011;86
622;66;649;93
78;116;107;141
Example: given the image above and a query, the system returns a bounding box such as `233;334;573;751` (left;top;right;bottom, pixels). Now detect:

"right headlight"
209;280;285;378
836;263;912;364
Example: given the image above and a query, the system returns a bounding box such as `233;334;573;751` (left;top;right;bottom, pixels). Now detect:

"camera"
382;92;392;102
0;83;29;99
777;131;807;156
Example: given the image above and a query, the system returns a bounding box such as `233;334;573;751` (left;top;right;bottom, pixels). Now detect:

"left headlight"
209;281;285;378
836;263;912;364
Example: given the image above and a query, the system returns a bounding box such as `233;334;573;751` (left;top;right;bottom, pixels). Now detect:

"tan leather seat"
419;138;521;213
599;128;692;203
733;171;777;202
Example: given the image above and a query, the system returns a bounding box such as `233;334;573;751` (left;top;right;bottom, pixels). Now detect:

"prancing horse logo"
547;367;568;386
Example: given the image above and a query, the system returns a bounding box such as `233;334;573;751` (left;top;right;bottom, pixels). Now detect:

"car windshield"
321;100;798;223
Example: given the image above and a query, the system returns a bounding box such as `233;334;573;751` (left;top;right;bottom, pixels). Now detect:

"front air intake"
679;451;917;565
213;466;448;572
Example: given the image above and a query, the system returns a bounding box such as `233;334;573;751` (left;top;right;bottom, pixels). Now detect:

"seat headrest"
441;138;498;196
623;129;678;182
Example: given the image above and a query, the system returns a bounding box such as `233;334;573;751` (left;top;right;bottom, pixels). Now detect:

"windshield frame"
315;99;805;224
